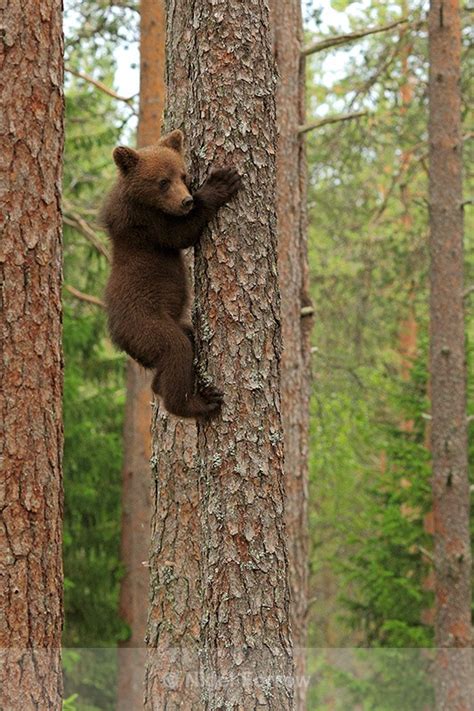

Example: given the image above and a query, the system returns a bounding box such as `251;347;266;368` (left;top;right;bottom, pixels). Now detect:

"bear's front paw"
197;166;242;209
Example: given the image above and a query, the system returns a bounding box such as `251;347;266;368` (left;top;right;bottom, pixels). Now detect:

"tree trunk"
143;3;202;708
117;2;166;710
270;1;311;707
144;412;201;709
428;2;473;709
137;0;166;149
0;1;64;709
117;363;154;711
161;1;294;707
398;4;417;413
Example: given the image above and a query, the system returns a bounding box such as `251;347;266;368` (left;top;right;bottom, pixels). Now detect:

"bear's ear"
113;146;140;174
159;129;184;153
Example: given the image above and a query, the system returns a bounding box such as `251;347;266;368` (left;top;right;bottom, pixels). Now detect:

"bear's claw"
199;384;224;404
199;165;242;208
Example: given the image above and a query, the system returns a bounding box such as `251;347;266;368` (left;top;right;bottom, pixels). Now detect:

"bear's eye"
159;179;170;190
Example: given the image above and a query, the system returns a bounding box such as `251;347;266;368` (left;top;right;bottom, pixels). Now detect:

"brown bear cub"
101;129;241;418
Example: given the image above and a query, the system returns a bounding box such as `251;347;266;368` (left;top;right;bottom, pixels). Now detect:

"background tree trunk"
398;3;417;410
117;364;154;711
137;0;166;148
0;1;64;709
270;1;311;707
162;1;295;707
143;3;202;708
117;2;166;710
428;1;473;709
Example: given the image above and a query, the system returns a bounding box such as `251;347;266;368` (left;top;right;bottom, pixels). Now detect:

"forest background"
60;0;473;709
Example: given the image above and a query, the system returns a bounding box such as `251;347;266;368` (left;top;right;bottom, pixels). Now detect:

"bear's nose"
182;196;194;209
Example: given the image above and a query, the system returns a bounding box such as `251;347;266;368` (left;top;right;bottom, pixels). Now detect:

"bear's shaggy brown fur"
101;129;241;418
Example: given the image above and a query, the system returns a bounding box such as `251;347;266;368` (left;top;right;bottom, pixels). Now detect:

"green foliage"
335;648;434;711
305;1;473;707
62;3;138;708
62;33;127;647
63;649;119;711
330;0;356;12
339;341;433;649
306;648;434;711
63;694;79;711
65;1;138;58
63;304;126;648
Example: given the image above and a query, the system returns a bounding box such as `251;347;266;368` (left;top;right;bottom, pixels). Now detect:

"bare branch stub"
64;284;105;308
65;65;137;105
298;110;367;135
302;17;409;57
63;207;111;262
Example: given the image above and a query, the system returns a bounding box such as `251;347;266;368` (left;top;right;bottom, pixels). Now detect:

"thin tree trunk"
398;4;417;414
270;1;311;708
117;363;154;710
160;1;294;707
137;0;166;149
143;3;202;707
428;2;473;709
0;1;64;709
117;2;166;709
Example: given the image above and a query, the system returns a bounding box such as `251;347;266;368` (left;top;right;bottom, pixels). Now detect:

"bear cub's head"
113;129;193;217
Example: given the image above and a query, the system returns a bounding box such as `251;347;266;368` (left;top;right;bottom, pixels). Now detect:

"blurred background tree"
305;1;472;708
62;3;137;708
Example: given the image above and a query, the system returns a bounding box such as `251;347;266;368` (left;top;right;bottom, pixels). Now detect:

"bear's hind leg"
153;319;223;419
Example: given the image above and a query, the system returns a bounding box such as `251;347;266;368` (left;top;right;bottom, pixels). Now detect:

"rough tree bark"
428;2;473;709
117;2;166;710
143;2;202;708
159;1;294;708
144;413;201;709
269;1;311;708
0;1;64;709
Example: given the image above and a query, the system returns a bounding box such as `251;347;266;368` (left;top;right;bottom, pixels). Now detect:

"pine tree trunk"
117;363;153;710
159;1;294;707
143;3;202;707
117;2;166;709
398;4;417;407
0;1;64;709
137;0;166;149
270;1;311;707
144;413;200;709
428;2;473;709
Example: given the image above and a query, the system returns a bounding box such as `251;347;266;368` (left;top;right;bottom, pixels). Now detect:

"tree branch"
417;545;434;563
106;0;139;10
347;38;403;111
65;285;105;308
302;18;409;57
63;205;111;262
65;66;137;105
298;111;367;135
